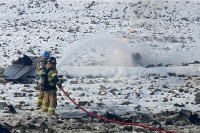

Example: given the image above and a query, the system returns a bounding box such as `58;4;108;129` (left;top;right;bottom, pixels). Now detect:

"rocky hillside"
1;0;200;133
0;0;200;66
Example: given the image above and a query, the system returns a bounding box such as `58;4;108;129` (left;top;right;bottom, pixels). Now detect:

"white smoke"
58;33;200;69
58;33;135;67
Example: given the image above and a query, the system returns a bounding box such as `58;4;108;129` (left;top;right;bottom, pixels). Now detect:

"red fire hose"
59;87;179;133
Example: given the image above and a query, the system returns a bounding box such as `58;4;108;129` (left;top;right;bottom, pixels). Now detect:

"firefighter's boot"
48;107;55;115
36;102;42;108
42;106;48;112
49;110;55;115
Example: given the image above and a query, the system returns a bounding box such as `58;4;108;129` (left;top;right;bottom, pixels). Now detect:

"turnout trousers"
42;90;57;115
37;88;44;107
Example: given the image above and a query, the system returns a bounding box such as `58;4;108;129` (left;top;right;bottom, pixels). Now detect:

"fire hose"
59;87;179;133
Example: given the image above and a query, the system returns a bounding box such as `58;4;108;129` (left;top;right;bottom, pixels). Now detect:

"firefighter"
36;51;50;108
42;57;62;115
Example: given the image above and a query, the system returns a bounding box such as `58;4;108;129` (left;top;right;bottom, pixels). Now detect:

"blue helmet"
42;51;50;59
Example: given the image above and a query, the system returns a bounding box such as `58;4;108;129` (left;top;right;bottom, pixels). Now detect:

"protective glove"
57;85;62;88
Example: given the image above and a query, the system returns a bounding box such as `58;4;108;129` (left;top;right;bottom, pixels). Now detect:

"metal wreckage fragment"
3;54;40;82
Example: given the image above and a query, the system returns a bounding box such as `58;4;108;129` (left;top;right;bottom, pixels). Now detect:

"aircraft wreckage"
3;55;40;82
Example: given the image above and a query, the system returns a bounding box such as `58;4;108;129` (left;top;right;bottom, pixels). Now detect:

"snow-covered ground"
1;0;200;132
